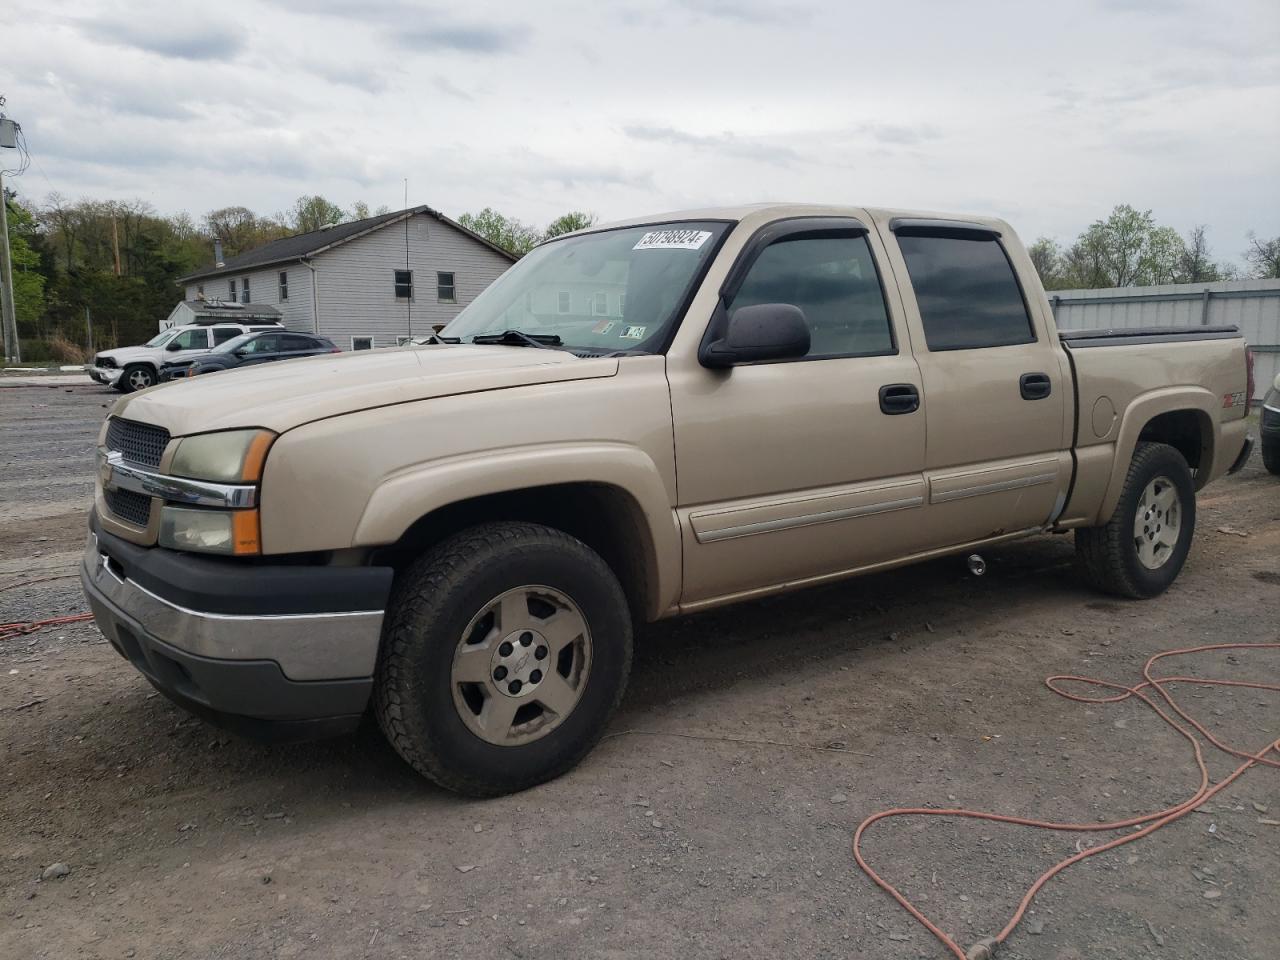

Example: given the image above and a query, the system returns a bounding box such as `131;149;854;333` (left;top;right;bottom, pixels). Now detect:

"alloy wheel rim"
129;369;152;390
1133;475;1181;570
450;585;592;746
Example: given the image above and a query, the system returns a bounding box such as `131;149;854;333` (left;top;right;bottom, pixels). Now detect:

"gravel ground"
1;383;1277;960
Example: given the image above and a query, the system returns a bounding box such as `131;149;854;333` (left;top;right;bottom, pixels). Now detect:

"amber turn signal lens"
232;510;261;556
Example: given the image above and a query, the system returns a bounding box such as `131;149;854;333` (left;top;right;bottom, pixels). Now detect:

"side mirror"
165;341;182;352
232;348;248;358
699;303;810;369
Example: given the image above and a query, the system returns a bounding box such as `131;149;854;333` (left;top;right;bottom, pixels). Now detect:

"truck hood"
113;345;620;436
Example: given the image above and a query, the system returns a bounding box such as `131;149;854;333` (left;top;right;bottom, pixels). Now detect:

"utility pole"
0;168;18;363
85;305;93;354
0;107;20;363
111;215;122;276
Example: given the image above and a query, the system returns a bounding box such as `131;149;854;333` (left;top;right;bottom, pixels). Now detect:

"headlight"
159;506;260;555
170;429;274;483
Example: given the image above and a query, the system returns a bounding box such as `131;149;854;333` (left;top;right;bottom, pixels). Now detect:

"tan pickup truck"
82;203;1253;795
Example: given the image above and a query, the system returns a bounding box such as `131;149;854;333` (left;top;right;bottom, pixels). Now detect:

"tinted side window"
728;235;893;359
212;327;240;345
283;335;317;350
896;234;1034;351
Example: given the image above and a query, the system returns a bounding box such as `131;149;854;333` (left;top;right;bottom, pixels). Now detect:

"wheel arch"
1098;388;1216;523
355;444;680;621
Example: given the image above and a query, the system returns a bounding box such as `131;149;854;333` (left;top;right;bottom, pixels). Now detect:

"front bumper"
81;517;394;741
87;365;121;386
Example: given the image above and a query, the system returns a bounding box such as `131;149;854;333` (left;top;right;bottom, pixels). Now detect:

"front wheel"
116;364;156;393
1075;441;1196;598
374;522;633;796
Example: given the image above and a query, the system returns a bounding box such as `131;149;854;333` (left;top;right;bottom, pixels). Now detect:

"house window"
196;284;204;297
352;336;374;350
279;271;288;301
437;271;456;303
557;291;571;314
619;293;626;317
593;292;608;316
228;279;236;301
240;277;250;303
394;270;413;300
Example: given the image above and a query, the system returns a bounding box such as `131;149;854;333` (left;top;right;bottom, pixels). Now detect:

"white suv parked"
88;321;284;392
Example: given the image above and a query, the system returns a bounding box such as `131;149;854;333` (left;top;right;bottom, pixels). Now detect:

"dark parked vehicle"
160;331;339;380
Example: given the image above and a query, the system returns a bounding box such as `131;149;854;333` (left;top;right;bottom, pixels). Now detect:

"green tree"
543;211;597;239
4;191;46;328
1027;236;1065;289
1244;232;1280;279
287;195;345;233
457;207;543;257
1059;205;1188;288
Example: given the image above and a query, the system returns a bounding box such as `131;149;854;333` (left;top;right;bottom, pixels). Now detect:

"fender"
1097;386;1216;524
352;442;682;619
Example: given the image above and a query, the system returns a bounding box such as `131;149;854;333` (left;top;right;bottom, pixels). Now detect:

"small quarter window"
394;270;413;300
279;271;288;301
352;336;374;350
896;233;1034;351
437;271;456;303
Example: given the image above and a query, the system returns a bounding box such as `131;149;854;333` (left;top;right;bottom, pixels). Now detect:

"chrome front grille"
105;418;170;469
104;488;152;527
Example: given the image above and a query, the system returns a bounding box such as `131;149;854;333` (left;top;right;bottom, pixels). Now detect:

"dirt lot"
2;381;1277;960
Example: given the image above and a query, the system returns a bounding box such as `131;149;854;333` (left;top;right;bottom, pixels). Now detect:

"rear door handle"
1020;372;1052;400
879;383;920;415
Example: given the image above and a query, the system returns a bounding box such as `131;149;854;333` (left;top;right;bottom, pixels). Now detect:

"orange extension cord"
0;613;95;643
853;642;1280;959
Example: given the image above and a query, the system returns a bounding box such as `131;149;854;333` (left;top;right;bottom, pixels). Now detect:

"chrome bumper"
81;533;384;682
87;365;121;385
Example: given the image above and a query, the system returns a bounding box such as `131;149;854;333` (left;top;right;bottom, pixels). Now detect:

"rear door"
237;333;285;366
875;217;1072;544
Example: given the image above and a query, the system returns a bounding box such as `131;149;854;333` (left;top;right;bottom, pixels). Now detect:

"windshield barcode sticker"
633;229;712;251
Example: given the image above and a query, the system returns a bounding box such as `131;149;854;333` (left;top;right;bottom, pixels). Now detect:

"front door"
875;218;1072;545
668;217;928;607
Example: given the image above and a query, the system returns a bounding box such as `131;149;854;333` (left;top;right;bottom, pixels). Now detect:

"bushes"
14;335;88;364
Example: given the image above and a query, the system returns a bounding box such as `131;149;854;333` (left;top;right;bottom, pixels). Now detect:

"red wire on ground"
0;612;95;643
853;642;1280;960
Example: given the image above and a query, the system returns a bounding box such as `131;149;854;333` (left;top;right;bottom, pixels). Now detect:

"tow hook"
965;937;999;960
966;554;987;577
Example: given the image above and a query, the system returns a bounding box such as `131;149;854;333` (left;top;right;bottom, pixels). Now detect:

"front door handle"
1020;372;1052;400
879;383;920;415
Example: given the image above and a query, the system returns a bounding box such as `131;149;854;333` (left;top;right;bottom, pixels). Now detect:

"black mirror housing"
699;303;810;368
165;342;182;351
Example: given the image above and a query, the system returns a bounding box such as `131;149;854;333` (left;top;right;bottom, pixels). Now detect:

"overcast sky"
4;0;1277;257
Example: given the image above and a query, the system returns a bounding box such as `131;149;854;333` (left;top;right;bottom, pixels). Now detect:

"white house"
177;205;517;350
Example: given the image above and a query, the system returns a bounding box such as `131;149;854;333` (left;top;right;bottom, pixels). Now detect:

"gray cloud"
623;125;800;166
675;0;812;24
392;23;528;54
300;58;391;94
860;123;942;146
80;18;245;61
432;76;475;101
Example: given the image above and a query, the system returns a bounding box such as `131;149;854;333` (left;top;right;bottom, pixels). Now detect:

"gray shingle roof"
178;204;516;282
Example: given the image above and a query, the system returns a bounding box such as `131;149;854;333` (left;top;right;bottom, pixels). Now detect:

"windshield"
441;221;729;353
145;330;177;347
213;333;253;354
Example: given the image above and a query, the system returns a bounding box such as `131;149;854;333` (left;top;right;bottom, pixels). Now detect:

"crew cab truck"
81;204;1253;796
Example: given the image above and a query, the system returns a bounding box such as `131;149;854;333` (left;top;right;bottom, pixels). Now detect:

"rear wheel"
374;522;632;796
1075;441;1196;598
117;364;155;393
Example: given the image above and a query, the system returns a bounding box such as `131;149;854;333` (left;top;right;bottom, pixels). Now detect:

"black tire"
374;521;633;796
117;364;155;393
1075;441;1196;599
1263;433;1280;475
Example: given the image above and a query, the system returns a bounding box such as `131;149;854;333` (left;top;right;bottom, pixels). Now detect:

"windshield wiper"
471;329;562;349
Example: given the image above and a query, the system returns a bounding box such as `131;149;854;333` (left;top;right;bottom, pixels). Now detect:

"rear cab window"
894;227;1034;351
